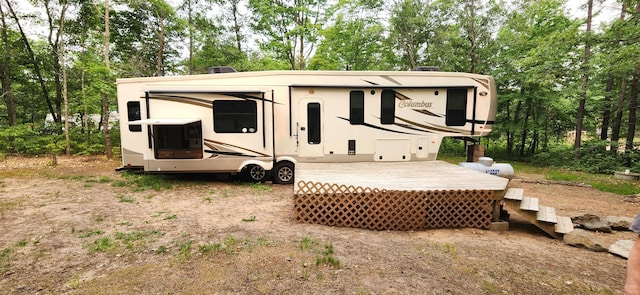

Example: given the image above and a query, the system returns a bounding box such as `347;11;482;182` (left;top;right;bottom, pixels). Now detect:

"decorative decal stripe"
362;80;379;85
380;75;402;85
337;117;417;135
148;96;211;109
395;92;411;101
205;150;256;157
203;139;271;157
147;93;275;104
413;109;443;117
469;120;495;125
472;78;490;89
150;94;211;104
220;93;270;102
203;142;220;159
395;116;468;135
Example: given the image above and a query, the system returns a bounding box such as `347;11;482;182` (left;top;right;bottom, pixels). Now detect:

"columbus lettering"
398;101;433;108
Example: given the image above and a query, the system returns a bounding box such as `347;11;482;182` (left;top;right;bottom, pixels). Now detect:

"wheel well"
275;160;295;168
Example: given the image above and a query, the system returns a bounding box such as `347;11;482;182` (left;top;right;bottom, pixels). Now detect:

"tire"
243;164;267;182
273;162;295;184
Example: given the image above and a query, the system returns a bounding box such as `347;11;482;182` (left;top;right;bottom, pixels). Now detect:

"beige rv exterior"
116;70;497;184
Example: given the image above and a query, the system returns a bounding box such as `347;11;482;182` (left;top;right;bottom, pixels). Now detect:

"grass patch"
99;176;112;183
299;237;318;250
298;237;340;268
115;230;165;249
591;181;640;195
79;230;105;238
242;215;256;222
84;237;119;253
198;242;224;254
163;214;178;220
443;243;457;256
245;182;272;192
0;247;12;275
113;172;175;192
514;162;640;195
0;196;26;217
69;273;81;289
117;195;135;203
176;240;193;261
84;230;164;253
544;170;580;182
315;243;340;267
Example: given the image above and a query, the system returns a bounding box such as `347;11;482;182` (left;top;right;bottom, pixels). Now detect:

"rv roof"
129;118;200;125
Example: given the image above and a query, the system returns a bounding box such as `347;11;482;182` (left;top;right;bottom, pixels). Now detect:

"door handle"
300;127;306;131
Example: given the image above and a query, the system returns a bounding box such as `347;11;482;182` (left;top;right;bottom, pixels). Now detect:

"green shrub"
0;123;120;156
575;140;625;174
531;143;574;168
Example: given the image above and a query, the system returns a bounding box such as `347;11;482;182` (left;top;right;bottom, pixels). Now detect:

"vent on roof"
412;66;440;72
208;66;237;74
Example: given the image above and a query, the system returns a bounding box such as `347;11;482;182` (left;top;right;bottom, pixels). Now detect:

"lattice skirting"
294;181;495;231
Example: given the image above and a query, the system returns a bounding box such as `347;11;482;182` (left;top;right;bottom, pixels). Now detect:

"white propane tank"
459;157;515;179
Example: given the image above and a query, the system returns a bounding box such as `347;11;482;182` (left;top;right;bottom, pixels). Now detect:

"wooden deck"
294;161;509;193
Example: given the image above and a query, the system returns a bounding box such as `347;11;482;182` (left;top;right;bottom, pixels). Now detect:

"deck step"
519;196;539;212
555;216;574;234
536;206;557;223
504;188;524;201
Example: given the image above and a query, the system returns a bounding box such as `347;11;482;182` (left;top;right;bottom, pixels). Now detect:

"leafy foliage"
0;0;639;170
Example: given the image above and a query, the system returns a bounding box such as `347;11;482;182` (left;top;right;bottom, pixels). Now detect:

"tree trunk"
44;0;67;125
519;97;531;157
611;78;628;142
464;0;478;73
603;4;627;141
506;102;513;154
0;2;15;125
187;0;193;74
626;71;639;152
61;38;70;156
157;14;165;76
600;75;614;140
4;0;58;122
231;0;242;53
529;101;538;154
574;0;593;158
103;0;113;159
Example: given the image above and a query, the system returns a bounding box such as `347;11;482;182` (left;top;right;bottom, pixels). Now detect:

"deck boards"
294;161;509;193
519;196;539;212
536;206;558;223
504;188;524;201
555;216;574;234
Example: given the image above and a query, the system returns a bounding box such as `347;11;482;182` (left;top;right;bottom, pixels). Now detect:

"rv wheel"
273;162;294;184
243;164;266;182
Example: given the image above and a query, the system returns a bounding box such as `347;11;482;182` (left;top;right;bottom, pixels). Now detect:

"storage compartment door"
374;139;410;162
416;138;430;159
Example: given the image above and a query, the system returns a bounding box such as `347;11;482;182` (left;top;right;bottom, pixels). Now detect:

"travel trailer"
116;68;497;184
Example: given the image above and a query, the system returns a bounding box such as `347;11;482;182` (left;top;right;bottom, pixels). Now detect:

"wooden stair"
502;188;574;239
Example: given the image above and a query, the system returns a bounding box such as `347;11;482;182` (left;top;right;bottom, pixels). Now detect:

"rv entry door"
298;99;324;158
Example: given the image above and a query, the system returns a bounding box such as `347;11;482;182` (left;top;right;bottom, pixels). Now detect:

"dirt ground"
0;155;638;294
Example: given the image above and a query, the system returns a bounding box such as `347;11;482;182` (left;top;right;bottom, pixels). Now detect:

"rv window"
307;103;321;144
213;100;257;133
380;90;395;124
127;101;142;132
153;121;203;159
446;88;468;126
350;91;364;124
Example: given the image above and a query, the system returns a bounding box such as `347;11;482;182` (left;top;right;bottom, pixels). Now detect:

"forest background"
0;0;639;175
